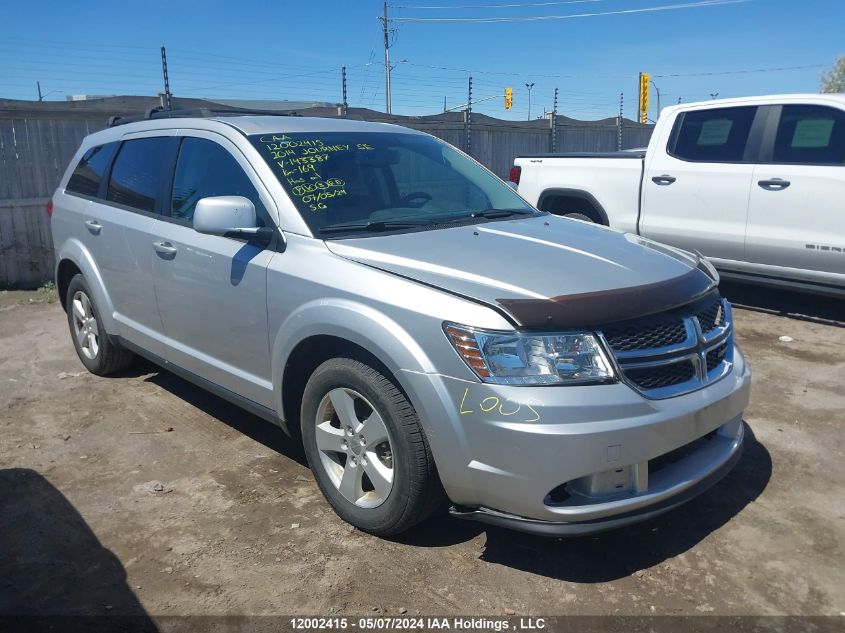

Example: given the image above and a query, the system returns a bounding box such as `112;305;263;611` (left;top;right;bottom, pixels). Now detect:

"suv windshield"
249;131;537;237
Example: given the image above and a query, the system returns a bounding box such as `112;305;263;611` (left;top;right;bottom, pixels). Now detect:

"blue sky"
2;0;842;121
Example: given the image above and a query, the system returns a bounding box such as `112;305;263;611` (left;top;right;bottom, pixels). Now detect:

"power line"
390;0;603;9
390;0;749;22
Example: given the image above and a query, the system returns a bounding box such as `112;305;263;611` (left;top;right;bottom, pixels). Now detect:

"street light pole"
525;82;535;120
650;79;661;118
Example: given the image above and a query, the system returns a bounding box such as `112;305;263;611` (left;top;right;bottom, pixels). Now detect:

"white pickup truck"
512;94;845;296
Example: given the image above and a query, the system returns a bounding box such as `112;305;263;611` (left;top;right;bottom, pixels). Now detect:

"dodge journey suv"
51;109;751;536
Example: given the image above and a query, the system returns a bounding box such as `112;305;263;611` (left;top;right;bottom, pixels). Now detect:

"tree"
820;56;845;93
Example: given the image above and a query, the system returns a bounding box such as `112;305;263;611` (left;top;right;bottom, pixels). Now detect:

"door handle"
153;241;178;257
84;219;102;234
652;175;676;185
758;178;791;191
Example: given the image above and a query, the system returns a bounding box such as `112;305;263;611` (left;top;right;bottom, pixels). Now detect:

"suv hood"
325;215;717;329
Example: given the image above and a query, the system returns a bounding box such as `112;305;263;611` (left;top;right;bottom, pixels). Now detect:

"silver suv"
51;110;751;536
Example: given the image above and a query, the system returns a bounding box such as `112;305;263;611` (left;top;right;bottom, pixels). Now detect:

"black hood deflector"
496;267;716;330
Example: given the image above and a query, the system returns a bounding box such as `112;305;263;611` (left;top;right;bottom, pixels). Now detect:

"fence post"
341;66;348;116
465;76;473;156
617;92;624;151
160;46;172;110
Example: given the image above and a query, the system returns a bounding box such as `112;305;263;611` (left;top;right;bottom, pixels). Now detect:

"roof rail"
107;106;300;128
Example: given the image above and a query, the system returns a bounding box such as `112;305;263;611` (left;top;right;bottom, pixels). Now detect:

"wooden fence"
0;98;653;287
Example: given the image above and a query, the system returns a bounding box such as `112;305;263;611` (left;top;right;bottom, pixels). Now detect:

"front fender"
271;298;438;418
55;238;116;333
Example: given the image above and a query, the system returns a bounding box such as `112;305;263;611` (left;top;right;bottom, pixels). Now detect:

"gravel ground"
1;283;843;621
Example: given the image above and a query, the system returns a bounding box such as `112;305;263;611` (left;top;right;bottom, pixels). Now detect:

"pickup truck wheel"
563;212;595;222
301;358;443;536
65;274;134;376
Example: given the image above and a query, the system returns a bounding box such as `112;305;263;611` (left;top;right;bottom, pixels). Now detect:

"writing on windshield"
257;135;375;212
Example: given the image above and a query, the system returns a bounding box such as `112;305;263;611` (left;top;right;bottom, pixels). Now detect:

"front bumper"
449;420;743;536
399;345;751;535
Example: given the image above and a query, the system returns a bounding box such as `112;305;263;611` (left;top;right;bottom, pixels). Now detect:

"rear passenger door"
81;133;178;354
746;104;845;285
151;133;278;408
641;106;765;263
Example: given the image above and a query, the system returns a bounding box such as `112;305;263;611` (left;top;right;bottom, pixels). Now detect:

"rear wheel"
65;274;134;376
301;358;443;536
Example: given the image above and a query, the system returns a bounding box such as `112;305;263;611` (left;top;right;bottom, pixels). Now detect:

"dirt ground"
1;282;843;620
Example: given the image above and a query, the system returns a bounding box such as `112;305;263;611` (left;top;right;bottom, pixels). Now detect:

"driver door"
151;133;279;409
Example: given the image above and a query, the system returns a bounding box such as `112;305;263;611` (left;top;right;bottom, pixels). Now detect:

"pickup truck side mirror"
193;196;257;236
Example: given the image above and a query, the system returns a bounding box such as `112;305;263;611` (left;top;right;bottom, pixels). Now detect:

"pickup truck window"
250;131;535;237
772;105;845;166
670;106;757;163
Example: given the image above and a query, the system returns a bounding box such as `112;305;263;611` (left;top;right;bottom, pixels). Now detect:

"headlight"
444;323;616;385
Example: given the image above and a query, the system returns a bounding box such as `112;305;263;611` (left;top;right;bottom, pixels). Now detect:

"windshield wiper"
318;220;424;235
468;208;535;220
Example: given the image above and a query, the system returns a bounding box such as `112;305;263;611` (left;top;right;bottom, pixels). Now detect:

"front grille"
598;293;733;398
706;341;728;372
696;297;725;334
602;319;687;351
625;360;695;390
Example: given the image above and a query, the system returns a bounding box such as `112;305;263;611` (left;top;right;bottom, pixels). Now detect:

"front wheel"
301;358;443;536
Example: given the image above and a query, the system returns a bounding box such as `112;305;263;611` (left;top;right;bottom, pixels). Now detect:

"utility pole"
525;82;535;120
550;87;558;152
443;96;447;112
710;92;719;100
160;46;172;110
341;66;348;116
37;81;43;102
617;92;624;151
381;1;392;114
465;76;473;156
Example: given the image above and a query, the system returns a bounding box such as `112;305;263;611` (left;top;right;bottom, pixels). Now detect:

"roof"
214;114;421;135
660;93;845;116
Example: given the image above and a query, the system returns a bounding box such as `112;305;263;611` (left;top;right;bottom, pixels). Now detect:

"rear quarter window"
66;142;118;197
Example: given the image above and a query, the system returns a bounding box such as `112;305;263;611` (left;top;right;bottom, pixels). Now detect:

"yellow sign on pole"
638;72;650;124
504;87;513;110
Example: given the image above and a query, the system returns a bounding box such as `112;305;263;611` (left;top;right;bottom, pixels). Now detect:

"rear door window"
670;106;758;162
771;105;845;165
169;137;268;226
106;137;173;213
66;142;118;197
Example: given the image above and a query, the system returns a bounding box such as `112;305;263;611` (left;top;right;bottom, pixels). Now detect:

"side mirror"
193;196;257;236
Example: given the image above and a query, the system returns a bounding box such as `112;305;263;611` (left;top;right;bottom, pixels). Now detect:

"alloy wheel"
71;290;99;360
314;387;395;508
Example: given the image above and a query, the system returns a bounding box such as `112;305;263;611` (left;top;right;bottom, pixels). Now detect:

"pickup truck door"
640;105;766;263
151;134;277;409
746;104;845;284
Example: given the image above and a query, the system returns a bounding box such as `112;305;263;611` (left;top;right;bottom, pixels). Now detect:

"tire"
301;358;443;536
65;274;134;376
562;212;595;223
